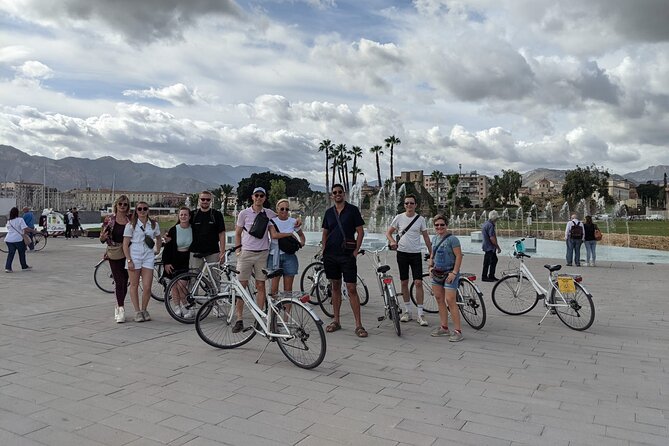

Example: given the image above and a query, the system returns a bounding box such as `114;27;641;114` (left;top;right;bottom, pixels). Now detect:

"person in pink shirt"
233;187;277;333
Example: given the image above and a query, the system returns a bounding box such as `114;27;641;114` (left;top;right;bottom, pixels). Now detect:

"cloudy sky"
1;0;668;187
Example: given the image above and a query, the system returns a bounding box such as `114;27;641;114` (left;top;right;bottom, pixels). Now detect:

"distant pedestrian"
22;206;35;250
5;207;36;273
100;195;130;323
583;215;599;267
72;207;82;238
481;210;501;282
385;194;432;326
565;213;584;266
65;208;73;238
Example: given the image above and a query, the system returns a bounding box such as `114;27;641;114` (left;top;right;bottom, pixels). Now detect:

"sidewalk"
0;237;667;445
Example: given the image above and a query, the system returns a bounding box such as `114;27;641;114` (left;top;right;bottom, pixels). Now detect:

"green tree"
210;185;223;210
350;146;363;185
519;195;533;210
385;135;401;183
369;145;384;190
318;139;333;199
561;164;610;208
220;184;234;215
430;170;445;211
237;172;311;207
497;169;523;205
269;179;286;207
634;182;662;207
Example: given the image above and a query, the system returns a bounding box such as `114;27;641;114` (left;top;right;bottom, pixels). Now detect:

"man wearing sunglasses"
233;187;277;333
190;190;226;268
321;184;367;337
386;194;433;326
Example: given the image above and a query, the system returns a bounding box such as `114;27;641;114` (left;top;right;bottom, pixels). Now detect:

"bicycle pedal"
377;316;385;322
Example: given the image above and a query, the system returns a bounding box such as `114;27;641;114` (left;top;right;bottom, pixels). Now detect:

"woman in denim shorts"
428;214;464;342
267;199;306;297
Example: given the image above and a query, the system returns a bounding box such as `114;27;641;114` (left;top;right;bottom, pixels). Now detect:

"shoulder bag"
334;207;357;253
270;220;301;254
594;226;603;241
247;209;270;239
9;220;32;247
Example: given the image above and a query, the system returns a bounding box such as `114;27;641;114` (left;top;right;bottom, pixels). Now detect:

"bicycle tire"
315;270;334;318
299;261;323;305
150;262;166;301
409;273;438;313
551;282;595;331
491;274;539;315
0;234;6;252
32;233;47;251
272;298;327;369
385;284;401;337
457;277;486;330
165;271;216;324
356;274;370;306
195;294;256;348
94;260;115;294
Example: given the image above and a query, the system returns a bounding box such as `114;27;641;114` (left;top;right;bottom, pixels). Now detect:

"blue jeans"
5;241;29;271
566;239;583;266
584;240;597;264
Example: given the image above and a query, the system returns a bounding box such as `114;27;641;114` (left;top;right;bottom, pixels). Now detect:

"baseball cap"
252;187;266;195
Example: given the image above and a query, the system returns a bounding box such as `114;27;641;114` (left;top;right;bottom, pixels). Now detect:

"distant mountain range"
521;166;669;187
0;145;275;193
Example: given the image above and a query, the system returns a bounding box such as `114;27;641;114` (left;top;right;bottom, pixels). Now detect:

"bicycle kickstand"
538;308;551;325
255;338;272;364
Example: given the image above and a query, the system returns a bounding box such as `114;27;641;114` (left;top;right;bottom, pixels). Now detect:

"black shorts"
396;251;423;281
323;253;358;284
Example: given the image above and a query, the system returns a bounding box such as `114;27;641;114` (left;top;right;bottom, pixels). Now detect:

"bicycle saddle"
377;265;391;274
543;264;562;272
264;268;284;279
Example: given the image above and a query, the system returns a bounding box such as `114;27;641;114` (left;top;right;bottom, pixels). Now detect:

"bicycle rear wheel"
491;274;539;315
0;234;7;252
299;261;323;305
551;282;595;331
195;294;256;348
356;274;370;306
457;277;486;329
272;299;326;369
385;285;401;336
410;273;438;313
94;260;115;294
315;271;334;318
32;233;47;251
165;271;216;324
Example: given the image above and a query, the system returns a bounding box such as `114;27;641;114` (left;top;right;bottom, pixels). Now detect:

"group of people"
65;207;83;238
565;214;600;267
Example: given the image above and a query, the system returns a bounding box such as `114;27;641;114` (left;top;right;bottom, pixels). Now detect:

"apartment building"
456;171;489;207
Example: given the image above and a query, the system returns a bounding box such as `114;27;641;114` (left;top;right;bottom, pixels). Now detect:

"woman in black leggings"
100;195;131;323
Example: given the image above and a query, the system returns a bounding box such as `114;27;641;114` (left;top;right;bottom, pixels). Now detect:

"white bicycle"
195;246;326;369
491;239;595;331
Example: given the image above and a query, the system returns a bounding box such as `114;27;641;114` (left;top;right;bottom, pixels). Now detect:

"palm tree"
329;144;341;189
220;184;233;215
318;139;333;198
431;170;445;211
385;135;401;184
350;145;363;185
350;166;363;185
369;145;384;191
335;143;347;187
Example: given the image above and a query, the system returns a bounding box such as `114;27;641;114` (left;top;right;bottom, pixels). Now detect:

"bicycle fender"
279;298;323;323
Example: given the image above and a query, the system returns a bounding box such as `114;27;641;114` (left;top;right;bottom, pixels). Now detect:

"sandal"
354;326;368;338
326;321;342;333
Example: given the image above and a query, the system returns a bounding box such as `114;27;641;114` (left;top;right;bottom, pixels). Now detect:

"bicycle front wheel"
315;271;334;318
165;271;216;324
458;277;486;329
0;234;7;252
32;233;47;251
273;299;326;369
410;273;438;313
551;282;595;331
385;285;401;337
195;294;256;348
299;261;323;305
150;262;166;301
94;260;115;294
491;274;539;315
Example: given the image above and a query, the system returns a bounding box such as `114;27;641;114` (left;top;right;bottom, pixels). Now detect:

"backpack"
270;220;301;254
570;221;583;239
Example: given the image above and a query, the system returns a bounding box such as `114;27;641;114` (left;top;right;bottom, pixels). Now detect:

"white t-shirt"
390;213;427;253
5;218;28;243
270;216;299;255
123;219;161;253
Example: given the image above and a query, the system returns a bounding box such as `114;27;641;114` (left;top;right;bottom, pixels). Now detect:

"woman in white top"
123;201;162;322
267;199;305;297
5;207;37;272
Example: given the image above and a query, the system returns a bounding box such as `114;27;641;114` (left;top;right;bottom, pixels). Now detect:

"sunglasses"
332;190;344;195
199;197;211;201
254;194;265;198
434;223;446;227
137;207;149;211
404;202;415;205
279;207;289;211
118;203;129;207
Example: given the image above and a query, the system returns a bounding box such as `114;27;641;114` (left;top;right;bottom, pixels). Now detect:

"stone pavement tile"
527;414;605;436
279;384;334;402
373;401;462;428
605;425;668;445
302;423;397;446
445;394;527;421
194;422;290;446
230;375;289;392
396;419;508;446
219;416;307;444
539;426;627;446
378;386;449;406
145;387;210;407
75;422;141;445
81;394;135;412
336;407;404;428
288;407;372;433
29;407;94;432
222;392;294;415
594;414;668;436
100;413;186;444
151;399;231;425
0;383;60;405
295;435;355;446
455;410;544;436
180;436;234;446
235;384;308;406
328;385;404;408
325;395;378;412
482;388;562;409
122;403;174;424
248;409;314;433
297;398;343;415
365;424;436;446
195;397;259;420
0;427;48;446
461;420;545;444
0;408;48;436
0;393;46;415
26;426;109;446
635;411;669;428
157;415;204;433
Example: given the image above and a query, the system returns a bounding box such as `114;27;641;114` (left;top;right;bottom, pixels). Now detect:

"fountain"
479;210;487;226
529;203;538;237
575;198;588;218
501;208;510;237
544;202;554;240
515;206;524;236
469;212;477;227
185;196;191;209
613;202;631;247
349;182;362;208
559;201;570;220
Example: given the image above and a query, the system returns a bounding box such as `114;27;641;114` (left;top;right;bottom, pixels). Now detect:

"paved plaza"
1;237;668;446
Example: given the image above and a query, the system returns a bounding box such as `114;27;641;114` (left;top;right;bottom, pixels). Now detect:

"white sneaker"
416;315;429;326
400;312;412;323
114;307;119;322
117;306;125;323
173;304;183;317
183;308;195;319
